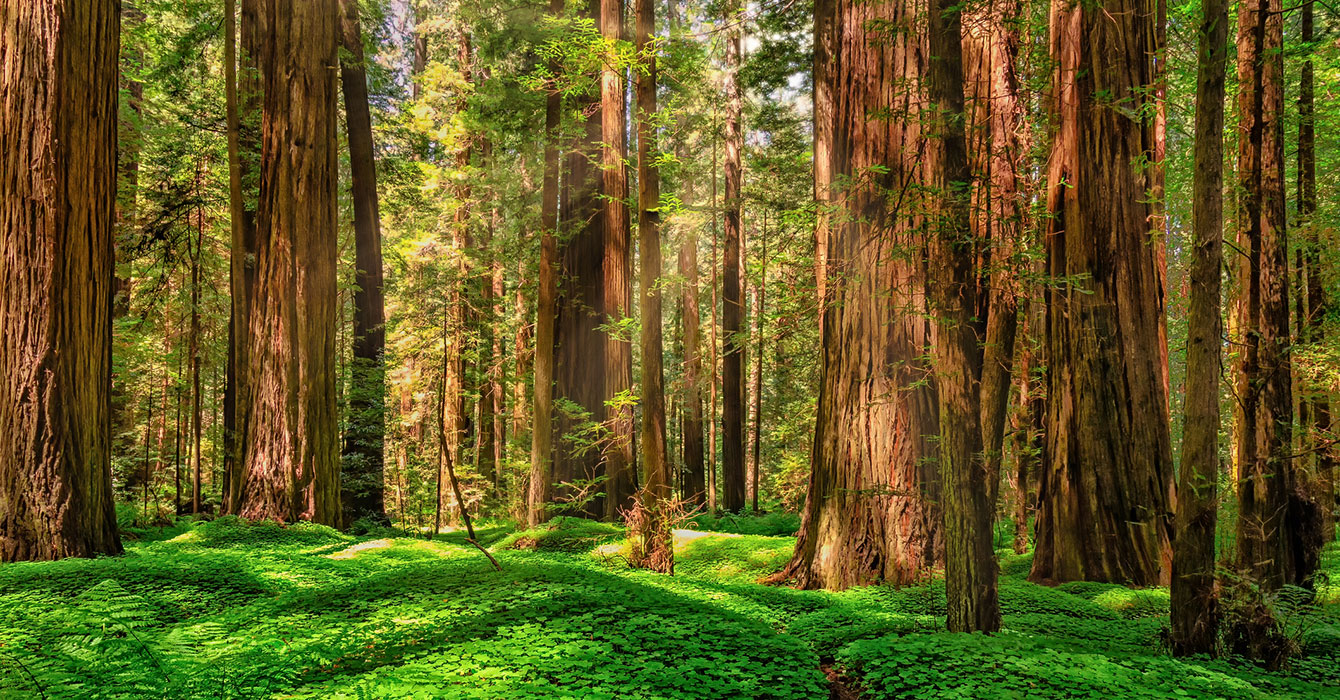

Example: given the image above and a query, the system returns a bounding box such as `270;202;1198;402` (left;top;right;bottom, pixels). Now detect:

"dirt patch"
821;663;861;700
510;536;539;550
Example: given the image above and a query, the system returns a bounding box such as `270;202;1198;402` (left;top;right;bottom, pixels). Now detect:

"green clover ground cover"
1;517;1337;698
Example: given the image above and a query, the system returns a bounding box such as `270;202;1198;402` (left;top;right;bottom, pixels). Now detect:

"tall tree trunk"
529;0;563;526
631;0;672;571
812;0;833;321
601;0;636;521
707;124;721;513
928;0;999;633
338;0;388;525
721;2;746;513
555;0;607;517
750;215;766;513
237;0;341;526
477;138;499;491
224;0;261;514
0;0;123;561
190;177;204;514
679;211;706;508
773;0;942;590
1233;0;1307;590
1299;2;1334;543
443;29;473;519
1171;0;1227;655
1029;0;1174;586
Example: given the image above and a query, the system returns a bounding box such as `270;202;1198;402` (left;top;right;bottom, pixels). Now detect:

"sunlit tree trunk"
601;0;636;520
338;0;388;525
237;0;341;526
442;29;473;521
721;1;746;513
775;0;942;590
1171;0;1227;655
1029;0;1174;586
0;0;123;561
630;0;672;571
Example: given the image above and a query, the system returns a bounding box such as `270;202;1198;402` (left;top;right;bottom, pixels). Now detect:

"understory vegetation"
2;518;1337;699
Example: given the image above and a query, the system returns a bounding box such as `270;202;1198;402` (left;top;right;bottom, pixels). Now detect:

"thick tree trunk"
721;4;746;513
0;0;123;561
555;0;607;517
224;0;261;514
338;0;388;525
237;0;341;526
775;0;942;590
529;0;563;527
630;0;672;571
1170;0;1227;656
1234;0;1315;589
601;0;636;521
1029;0;1174;586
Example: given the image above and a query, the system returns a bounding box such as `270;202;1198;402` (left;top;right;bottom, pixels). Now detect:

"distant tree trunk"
443;29;473;519
679;219;706;508
1029;0;1174;586
0;0;123;562
190;179;204;514
750;215;766;513
1299;2;1334;543
112;4;144;464
477;138;500;491
721;3;746;513
529;0;563;526
630;0;672;571
224;0;261;514
338;0;388;525
707;127;721;514
1171;0;1227;656
555;0;607;517
237;0;341;526
774;0;941;590
513;258;531;446
1010;307;1043;555
812;0;833;320
1233;0;1306;590
601;0;636;521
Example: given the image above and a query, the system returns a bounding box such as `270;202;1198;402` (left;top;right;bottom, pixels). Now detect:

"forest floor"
1;515;1338;699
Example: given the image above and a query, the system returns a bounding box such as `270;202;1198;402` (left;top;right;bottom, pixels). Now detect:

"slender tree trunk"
721;2;746;513
0;0;122;561
1233;0;1306;590
679;210;706;507
224;0;261;515
708;124;721;514
477;138;499;491
774;0;942;590
529;0;563;526
602;0;636;521
631;0;672;571
237;0;341;526
443;29;473;518
1299;1;1332;545
338;0;388;525
190;178;204;514
1029;0;1174;586
1171;0;1227;656
751;216;766;513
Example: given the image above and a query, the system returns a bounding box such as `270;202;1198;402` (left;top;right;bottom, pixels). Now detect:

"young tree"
529;0;564;527
1171;0;1228;655
630;0;673;572
236;0;341;526
1029;0;1174;586
0;0;123;561
339;0;389;524
774;0;942;590
721;0;746;513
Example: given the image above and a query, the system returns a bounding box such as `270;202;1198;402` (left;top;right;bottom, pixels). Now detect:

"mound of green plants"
685;511;801;537
493;516;624;553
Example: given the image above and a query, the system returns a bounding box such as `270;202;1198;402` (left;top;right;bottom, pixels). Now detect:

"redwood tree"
775;0;942;590
721;0;746;513
0;0;123;561
236;0;341;526
339;0;388;524
1029;0;1174;586
1171;0;1228;655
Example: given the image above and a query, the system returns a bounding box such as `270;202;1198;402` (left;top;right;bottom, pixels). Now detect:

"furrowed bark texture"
1030;0;1174;586
1171;0;1227;656
779;0;942;590
237;0;340;526
0;0;124;561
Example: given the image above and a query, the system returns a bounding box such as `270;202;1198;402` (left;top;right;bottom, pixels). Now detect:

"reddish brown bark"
0;0;123;561
1030;0;1174;586
721;2;746;513
777;0;942;590
236;0;341;526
